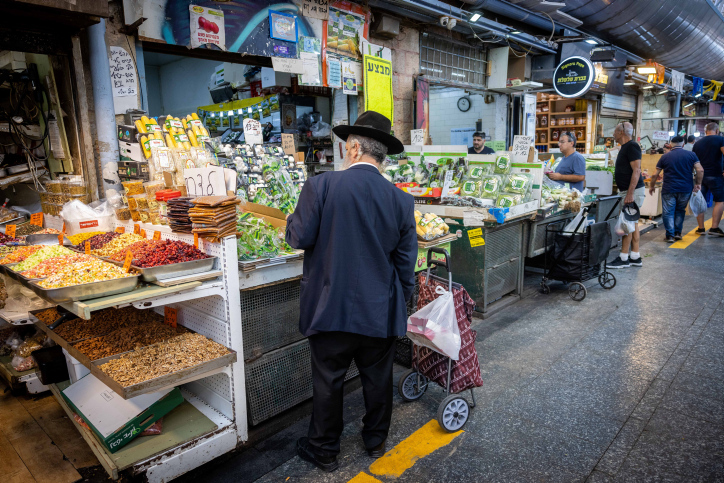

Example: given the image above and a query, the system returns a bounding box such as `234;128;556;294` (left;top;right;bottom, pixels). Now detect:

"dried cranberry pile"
134;240;209;268
0;232;19;245
73;232;120;250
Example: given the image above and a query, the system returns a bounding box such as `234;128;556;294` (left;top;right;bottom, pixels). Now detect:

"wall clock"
457;96;471;112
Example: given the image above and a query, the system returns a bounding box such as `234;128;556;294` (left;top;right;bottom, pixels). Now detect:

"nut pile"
15;224;43;237
21;254;95;279
38;259;133;288
12;246;74;272
67;231;103;246
34;307;62;325
92;233;146;257
0;245;42;264
72;232;120;251
73;322;187;360
134;240;209;268
54;307;158;341
99;333;230;387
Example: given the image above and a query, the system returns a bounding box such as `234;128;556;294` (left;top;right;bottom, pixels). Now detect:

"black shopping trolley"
398;248;484;432
540;200;620;301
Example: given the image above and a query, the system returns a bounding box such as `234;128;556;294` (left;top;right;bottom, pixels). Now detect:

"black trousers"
307;331;397;457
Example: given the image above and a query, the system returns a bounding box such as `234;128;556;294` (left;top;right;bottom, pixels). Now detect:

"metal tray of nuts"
24;234;73;246
27;275;140;303
90;343;237;399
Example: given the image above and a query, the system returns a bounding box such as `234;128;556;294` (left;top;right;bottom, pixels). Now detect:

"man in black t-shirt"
692;122;724;236
468;132;495;155
610;122;645;269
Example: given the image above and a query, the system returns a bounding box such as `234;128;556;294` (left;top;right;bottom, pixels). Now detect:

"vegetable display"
236;212;293;260
414;211;450;240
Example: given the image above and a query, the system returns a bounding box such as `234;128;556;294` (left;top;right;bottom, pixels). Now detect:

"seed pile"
73;322;186;360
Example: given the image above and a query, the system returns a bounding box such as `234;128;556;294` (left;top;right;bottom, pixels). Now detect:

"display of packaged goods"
11;246;75;272
467;165;489;179
67;231;104;246
72;232;120;251
137;209;150;223
504;173;533;194
21;254;95;279
480;174;503;198
122;180;144;196
493;155;511;175
414;211;450;240
97;333;231;387
130;210;141;222
131;194;149;210
115;207;132;221
38;258;134;289
0;245;43;264
496;192;523;209
460;180;481;196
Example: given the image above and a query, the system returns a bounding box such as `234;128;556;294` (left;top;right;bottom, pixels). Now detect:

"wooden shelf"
550;111;587;115
549;125;587;128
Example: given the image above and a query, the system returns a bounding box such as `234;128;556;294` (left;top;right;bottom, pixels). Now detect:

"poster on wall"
269;10;298;42
109;46;138;115
298;36;322;86
327;59;342;88
342;61;360;95
326;7;365;60
282;104;297;130
189;5;225;50
363;55;393;124
415;77;430;143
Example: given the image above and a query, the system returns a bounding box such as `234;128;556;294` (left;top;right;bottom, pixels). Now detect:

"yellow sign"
363;55;393;126
468;228;482;238
469;236;485;247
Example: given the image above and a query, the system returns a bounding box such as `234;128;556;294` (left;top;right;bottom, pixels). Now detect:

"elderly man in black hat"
286;110;417;472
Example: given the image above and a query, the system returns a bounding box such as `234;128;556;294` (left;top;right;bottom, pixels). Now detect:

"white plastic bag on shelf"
310;120;331;138
562;206;588;235
614;211;636;236
406;286;461;360
689;190;707;217
59;200;115;235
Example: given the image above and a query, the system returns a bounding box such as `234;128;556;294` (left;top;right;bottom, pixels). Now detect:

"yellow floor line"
368;420;464;478
671;218;712;249
348;472;383;483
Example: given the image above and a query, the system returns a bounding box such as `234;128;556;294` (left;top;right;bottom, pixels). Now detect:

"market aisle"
239;214;724;483
0;379;99;483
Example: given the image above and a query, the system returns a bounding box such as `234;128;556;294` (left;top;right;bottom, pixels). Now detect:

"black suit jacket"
286;163;417;338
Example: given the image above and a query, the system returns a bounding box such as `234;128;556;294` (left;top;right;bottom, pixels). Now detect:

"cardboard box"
61;374;183;453
294;152;305;165
119;160;150;181
119;140;143;162
510;161;544;202
241;202;287;229
117;124;139;143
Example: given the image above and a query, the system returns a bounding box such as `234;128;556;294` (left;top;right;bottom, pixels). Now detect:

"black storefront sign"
553;56;594;98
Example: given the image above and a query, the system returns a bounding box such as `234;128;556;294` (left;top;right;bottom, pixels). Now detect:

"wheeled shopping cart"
397;248;484;432
540;200;620;301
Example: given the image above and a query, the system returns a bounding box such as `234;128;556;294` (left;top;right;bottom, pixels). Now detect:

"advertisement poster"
282;104;297;130
269;10;298;42
415;77;429;141
326;7;365;60
342;61;360;95
363;55;393;124
327;59;342;88
189;5;225;50
298;36;322;86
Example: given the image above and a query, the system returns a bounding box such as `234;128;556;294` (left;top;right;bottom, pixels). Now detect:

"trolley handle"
425;247;453;291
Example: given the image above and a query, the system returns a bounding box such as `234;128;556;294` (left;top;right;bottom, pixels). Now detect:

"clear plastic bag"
689;190;707;217
615;211;636;236
406;286;461;360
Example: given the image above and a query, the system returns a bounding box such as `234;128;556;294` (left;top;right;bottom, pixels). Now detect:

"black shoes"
367;440;386;458
665;236;675;243
696;228;706;234
297;438;339;472
674;234;683;240
709;227;724;237
608;257;630;269
629;257;643;267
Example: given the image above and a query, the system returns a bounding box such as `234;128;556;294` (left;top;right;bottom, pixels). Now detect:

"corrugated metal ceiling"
560;0;724;79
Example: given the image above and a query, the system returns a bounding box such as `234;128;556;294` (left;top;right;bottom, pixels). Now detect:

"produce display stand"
10;218;249;483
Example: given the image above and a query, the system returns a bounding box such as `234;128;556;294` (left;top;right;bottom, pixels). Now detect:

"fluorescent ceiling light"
642;85;654;89
637;66;657;74
668;131;675;136
237;109;244;114
585;39;598;45
658;89;669;95
623;82;635;86
684;102;694;108
694;93;702;98
646;109;660;113
694;131;701;137
470;13;481;22
510;30;521;34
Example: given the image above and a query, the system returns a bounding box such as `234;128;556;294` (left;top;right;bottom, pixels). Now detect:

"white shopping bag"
406;286;461;360
689;190;707;217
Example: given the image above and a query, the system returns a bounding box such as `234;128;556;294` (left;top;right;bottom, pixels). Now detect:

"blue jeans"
661;192;692;238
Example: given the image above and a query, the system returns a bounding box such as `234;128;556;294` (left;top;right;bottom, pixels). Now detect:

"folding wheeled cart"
397;248;484;432
540;200;620;301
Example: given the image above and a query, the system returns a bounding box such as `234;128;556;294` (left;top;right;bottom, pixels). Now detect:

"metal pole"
672;92;681;135
88;19;122;198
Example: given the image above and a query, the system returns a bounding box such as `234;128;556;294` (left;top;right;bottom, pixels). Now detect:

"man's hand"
285;214;291;220
648;186;655;196
547;172;561;181
624;192;634;204
694;184;702;193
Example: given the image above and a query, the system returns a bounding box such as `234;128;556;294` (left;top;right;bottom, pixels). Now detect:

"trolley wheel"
568;282;587;301
539;282;550;294
398;369;427;402
598;271;616;290
437;395;470;432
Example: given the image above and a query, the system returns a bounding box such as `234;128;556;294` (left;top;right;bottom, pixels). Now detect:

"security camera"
447;18;457;30
439;16;449;27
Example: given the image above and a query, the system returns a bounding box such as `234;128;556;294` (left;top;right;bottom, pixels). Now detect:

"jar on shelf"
576;130;584;140
540;115;548;127
552;130;560;142
540;132;547;143
542;105;549;112
564;105;573;112
550;117;557;126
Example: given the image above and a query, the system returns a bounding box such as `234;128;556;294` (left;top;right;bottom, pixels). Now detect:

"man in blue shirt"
692;122;724;236
547;132;586;192
648;136;704;242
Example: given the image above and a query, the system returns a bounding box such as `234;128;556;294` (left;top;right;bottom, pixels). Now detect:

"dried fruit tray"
28;275;140;303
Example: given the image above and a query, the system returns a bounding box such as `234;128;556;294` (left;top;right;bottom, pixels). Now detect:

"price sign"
153;231;161;241
270;57;305;74
410;129;424;145
511;135;534;163
194;233;199;248
58;234;64;245
442;170;454;198
115;227;125;233
30;212;43;226
85;241;91;254
123;251;133;273
61;222;66;233
139;229;146;238
164;306;177;328
5;225;16;238
133;224;140;235
281;133;296;155
243;118;263;145
184;167;226;198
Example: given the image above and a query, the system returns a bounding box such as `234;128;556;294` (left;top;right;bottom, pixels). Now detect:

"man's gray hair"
347;134;388;164
560;132;576;145
616;122;634;137
705;122;719;133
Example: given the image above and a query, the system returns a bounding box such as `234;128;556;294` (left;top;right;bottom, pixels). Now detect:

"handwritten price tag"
140;229;146;238
115;227;125;234
85;241;91;254
301;0;329;20
5;225;16;238
410;129;424;145
30;212;43;226
123;251;133;273
164;306;177;328
133;224;140;235
58;234;64;245
194;233;199;248
62;222;66;233
153;231;161;241
281;133;296;155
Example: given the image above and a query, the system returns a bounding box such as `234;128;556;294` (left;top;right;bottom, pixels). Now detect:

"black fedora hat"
332;110;404;155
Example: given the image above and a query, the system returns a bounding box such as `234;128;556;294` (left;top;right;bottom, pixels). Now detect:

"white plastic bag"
615;211;636;236
406;286;461;360
689;190;707;217
562;207;587;235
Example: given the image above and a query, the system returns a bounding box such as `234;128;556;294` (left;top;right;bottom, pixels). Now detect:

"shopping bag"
407;285;461;360
689;190;707;217
614;211;636;236
562;206;587;235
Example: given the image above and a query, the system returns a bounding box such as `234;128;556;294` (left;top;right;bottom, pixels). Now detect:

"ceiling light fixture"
646;109;660;113
470;13;481;22
668;131;675;136
510;30;520;34
694;131;701;137
658;89;669;95
585;39;598;45
642;85;654;89
694;93;702;98
623;82;635;86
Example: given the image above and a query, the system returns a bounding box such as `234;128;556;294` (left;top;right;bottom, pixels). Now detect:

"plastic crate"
62;348;89;383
